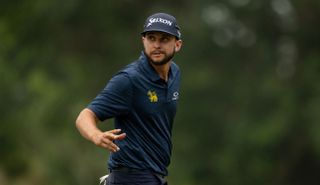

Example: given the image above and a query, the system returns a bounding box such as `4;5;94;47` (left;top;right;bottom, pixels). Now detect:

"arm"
75;108;126;152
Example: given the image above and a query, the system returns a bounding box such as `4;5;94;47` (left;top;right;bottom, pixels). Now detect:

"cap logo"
146;17;172;27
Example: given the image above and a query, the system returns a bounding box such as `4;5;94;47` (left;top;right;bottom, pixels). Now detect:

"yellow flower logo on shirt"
147;90;158;103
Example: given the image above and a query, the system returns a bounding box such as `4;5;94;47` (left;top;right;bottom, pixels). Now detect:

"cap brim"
141;28;179;38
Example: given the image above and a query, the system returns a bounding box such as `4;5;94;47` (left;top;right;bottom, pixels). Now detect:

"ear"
174;40;183;52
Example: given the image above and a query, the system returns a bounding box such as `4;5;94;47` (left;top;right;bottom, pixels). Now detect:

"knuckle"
104;138;111;144
94;140;101;146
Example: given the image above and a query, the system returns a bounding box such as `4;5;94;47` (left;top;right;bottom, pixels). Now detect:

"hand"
91;129;126;152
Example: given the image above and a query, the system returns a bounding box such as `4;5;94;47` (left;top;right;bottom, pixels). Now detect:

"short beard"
144;49;175;66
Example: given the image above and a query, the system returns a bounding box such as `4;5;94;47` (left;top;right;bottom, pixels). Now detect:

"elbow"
75;113;81;129
75;109;85;129
75;108;98;129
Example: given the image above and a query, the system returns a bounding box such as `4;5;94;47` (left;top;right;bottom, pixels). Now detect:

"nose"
153;40;161;48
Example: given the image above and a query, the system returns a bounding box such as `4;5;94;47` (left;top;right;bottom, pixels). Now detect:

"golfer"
76;12;183;185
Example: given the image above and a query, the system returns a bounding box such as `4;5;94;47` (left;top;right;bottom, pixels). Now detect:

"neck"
150;62;171;82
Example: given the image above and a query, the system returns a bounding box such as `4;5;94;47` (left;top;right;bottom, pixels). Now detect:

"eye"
147;35;156;41
161;36;172;43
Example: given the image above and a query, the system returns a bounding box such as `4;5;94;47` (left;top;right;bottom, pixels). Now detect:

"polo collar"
139;52;176;84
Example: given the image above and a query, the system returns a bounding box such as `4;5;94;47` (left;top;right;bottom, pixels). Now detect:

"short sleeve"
87;72;132;121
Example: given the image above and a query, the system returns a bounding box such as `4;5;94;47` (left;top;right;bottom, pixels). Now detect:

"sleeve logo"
147;90;158;103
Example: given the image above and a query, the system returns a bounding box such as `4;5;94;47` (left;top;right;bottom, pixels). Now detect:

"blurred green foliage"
1;0;320;185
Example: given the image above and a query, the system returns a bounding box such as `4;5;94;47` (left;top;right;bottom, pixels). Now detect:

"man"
76;12;182;185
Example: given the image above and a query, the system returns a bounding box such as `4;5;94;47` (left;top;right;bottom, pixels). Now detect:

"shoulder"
117;59;145;82
171;61;181;78
121;61;140;76
107;61;141;88
171;61;180;72
105;61;141;92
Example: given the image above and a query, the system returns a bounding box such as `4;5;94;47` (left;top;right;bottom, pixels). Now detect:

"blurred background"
1;0;320;185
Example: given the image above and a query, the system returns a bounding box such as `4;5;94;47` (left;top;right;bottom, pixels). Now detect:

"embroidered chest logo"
172;91;179;100
147;90;158;103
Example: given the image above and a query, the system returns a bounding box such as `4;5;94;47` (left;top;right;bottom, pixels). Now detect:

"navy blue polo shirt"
87;52;180;176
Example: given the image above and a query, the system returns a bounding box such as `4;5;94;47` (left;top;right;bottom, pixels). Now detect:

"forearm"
75;108;102;142
76;108;126;152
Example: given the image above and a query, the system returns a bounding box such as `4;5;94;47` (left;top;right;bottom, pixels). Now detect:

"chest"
132;79;180;115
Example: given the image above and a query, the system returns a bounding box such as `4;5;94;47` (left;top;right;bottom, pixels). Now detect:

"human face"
142;32;182;66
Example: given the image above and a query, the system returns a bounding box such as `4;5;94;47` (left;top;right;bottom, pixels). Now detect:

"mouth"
151;51;164;57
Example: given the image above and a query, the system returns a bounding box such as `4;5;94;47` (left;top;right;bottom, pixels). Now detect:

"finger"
103;131;126;140
100;143;117;152
108;129;122;134
102;132;118;140
101;138;120;151
101;137;112;145
100;142;110;150
102;142;120;152
110;143;120;152
102;133;112;140
114;133;126;140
